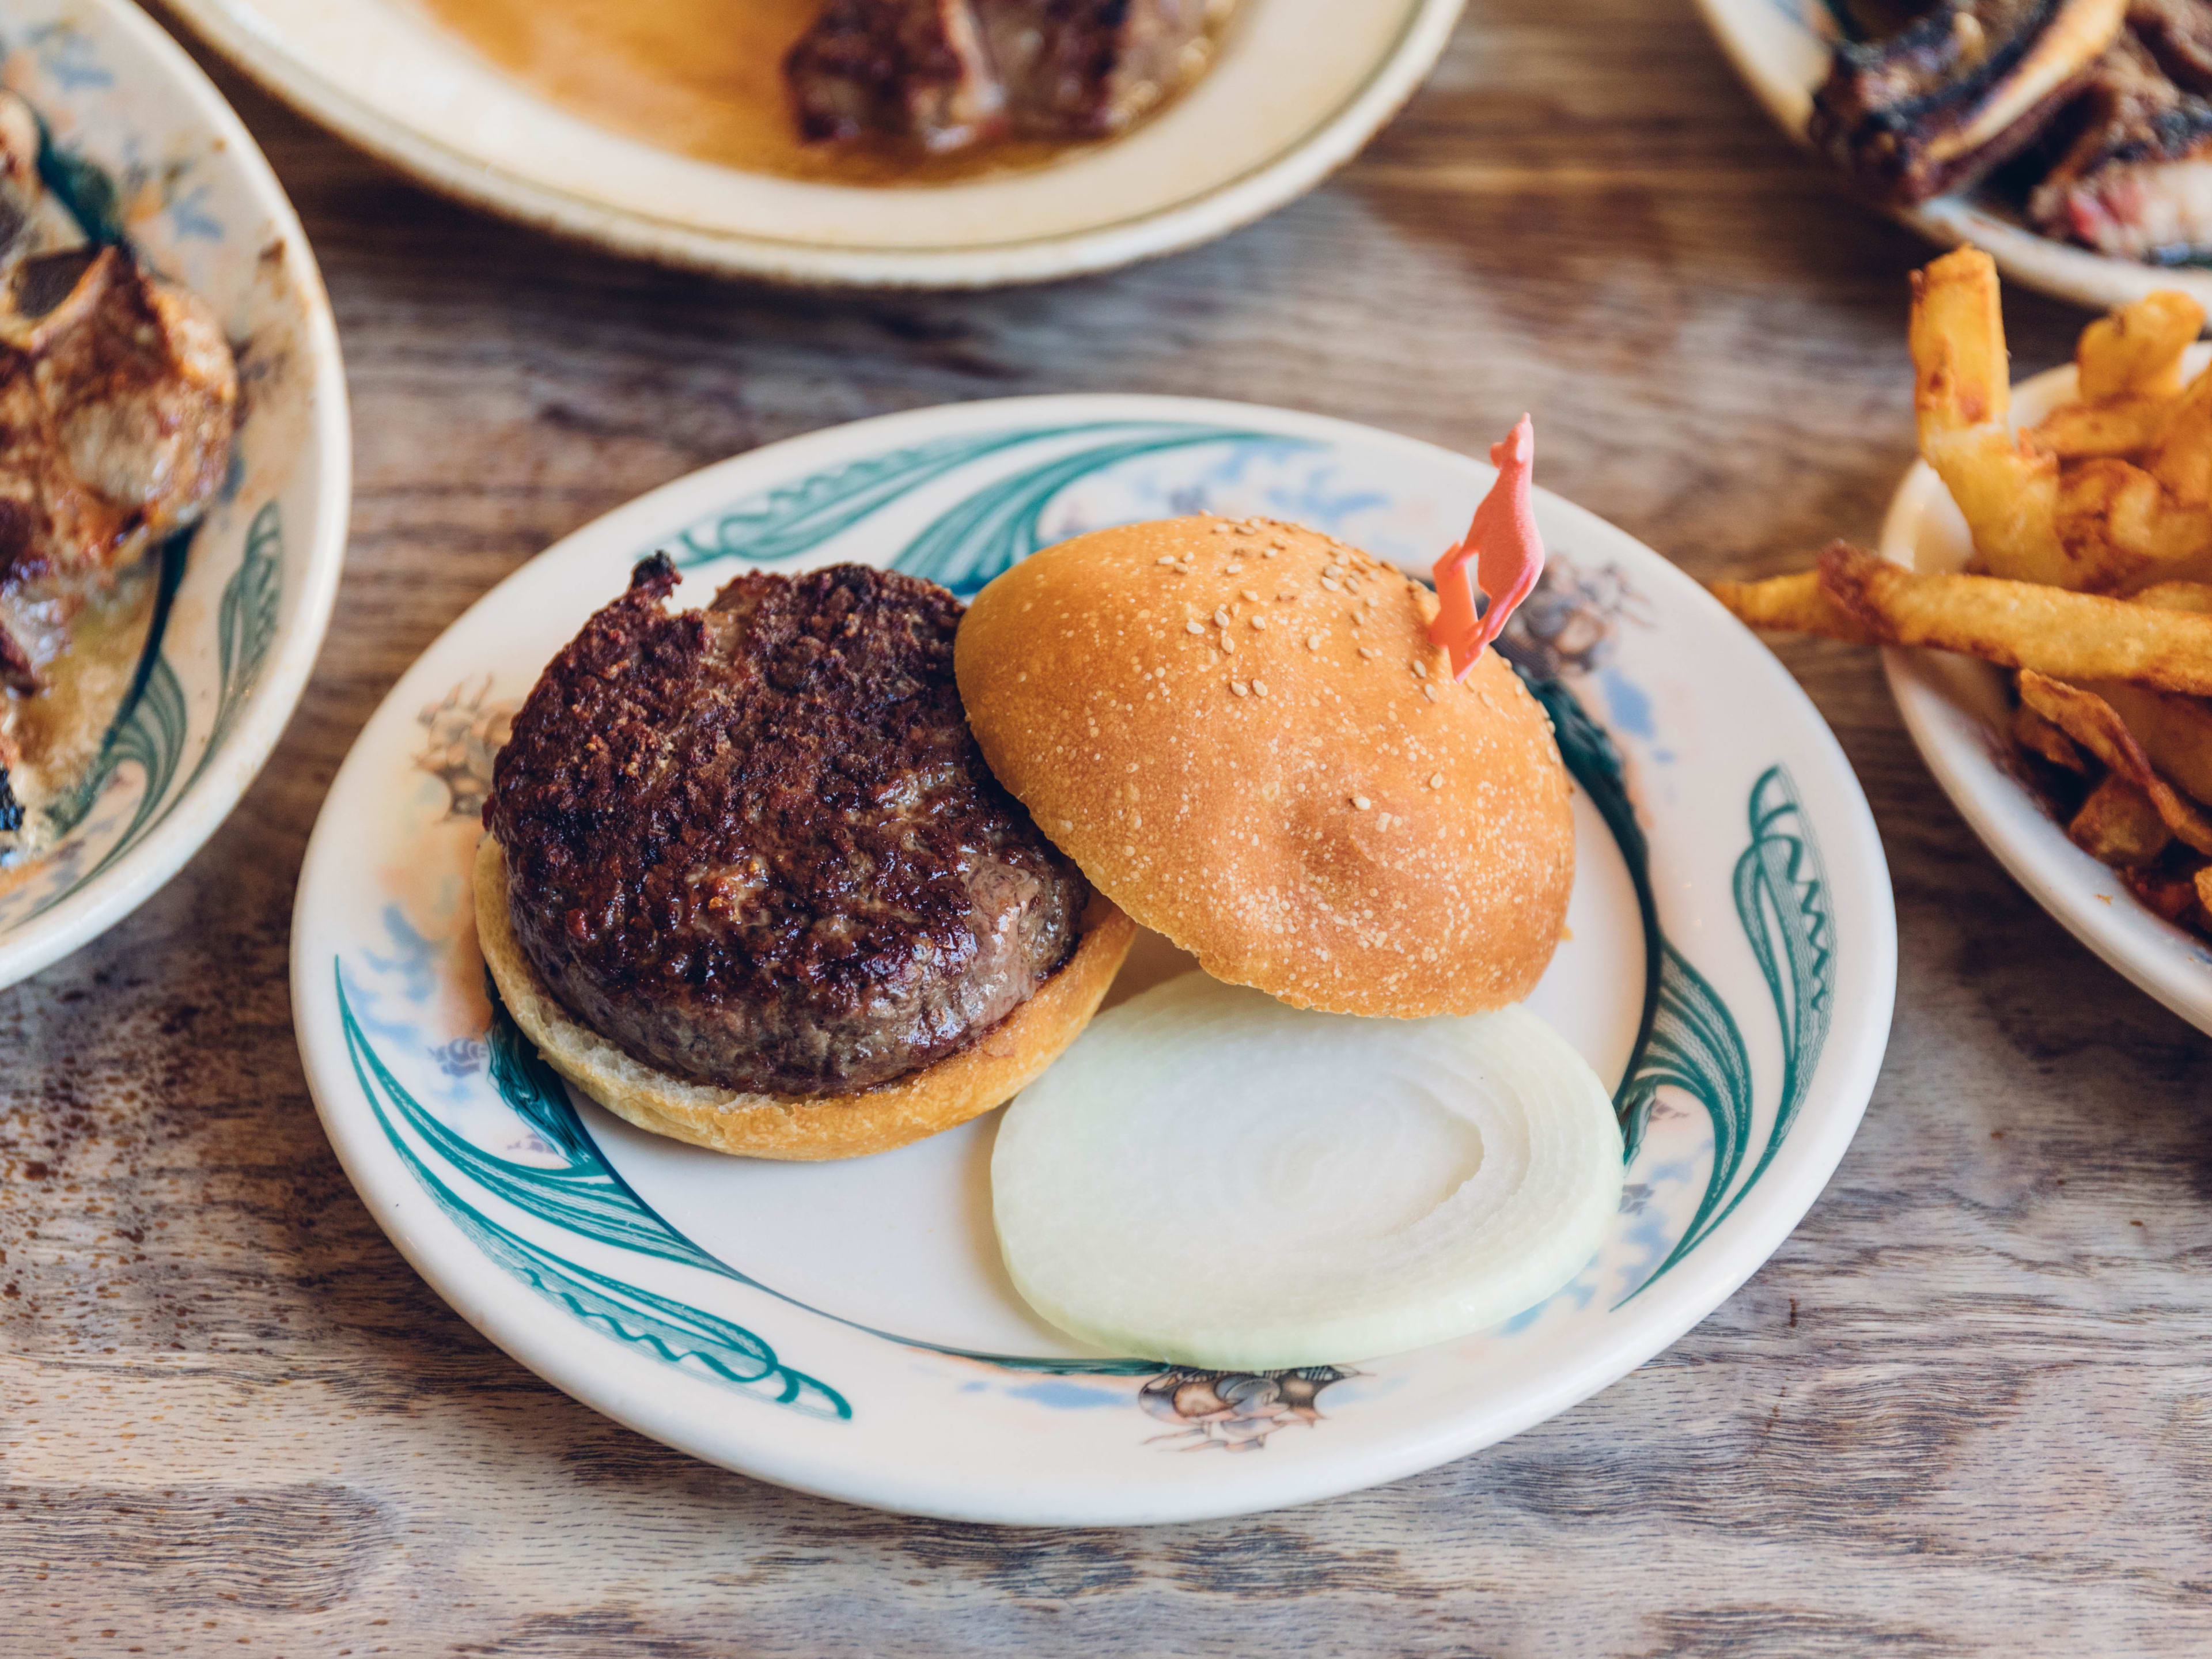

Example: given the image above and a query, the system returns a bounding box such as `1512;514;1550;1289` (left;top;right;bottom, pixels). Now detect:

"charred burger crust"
486;555;1089;1097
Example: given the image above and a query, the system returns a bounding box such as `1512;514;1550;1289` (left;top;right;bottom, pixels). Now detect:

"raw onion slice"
992;972;1624;1369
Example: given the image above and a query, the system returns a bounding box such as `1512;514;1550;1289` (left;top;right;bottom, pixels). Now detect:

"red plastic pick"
1430;415;1545;681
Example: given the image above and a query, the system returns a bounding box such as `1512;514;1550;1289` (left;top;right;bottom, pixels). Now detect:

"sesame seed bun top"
953;515;1574;1019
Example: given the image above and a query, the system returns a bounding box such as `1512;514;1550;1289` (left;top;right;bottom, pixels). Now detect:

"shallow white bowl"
1696;0;2212;315
1880;346;2212;1034
291;394;1896;1524
0;0;349;993
164;0;1465;289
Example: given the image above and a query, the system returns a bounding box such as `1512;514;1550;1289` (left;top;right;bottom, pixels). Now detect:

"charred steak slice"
486;557;1092;1097
1809;0;2126;205
786;0;1223;150
2031;27;2212;257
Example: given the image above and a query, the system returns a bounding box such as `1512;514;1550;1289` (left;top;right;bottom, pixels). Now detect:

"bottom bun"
475;834;1137;1160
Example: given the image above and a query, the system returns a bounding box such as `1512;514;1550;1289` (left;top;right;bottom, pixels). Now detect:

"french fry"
2018;671;2212;853
2131;580;2212;613
2027;396;2175;459
1819;544;2212;695
2145;363;2212;505
1911;248;2009;443
2084;679;2212;805
1922;426;2073;587
2069;774;2172;865
2014;700;2088;771
1708;566;1877;643
2054;457;2212;591
2076;290;2206;402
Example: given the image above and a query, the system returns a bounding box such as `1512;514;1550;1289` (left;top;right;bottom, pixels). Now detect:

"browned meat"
787;0;1224;150
2031;27;2212;256
2129;0;2212;89
0;244;237;689
786;0;1003;150
1808;0;2126;205
486;558;1092;1097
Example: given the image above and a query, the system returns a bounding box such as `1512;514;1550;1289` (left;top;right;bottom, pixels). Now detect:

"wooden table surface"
8;2;2212;1653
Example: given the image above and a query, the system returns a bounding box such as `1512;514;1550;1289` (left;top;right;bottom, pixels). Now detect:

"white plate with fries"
1718;247;2212;1032
1720;250;2212;1028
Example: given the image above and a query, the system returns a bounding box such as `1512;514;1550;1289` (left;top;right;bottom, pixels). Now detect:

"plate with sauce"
164;0;1467;287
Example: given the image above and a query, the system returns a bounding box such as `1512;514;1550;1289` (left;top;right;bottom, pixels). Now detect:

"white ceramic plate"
0;0;349;992
1881;346;2212;1032
1695;0;2212;315
165;0;1464;289
291;395;1896;1524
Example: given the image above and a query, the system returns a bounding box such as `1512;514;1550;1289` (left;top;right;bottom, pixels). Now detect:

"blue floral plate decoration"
0;0;349;990
291;396;1893;1525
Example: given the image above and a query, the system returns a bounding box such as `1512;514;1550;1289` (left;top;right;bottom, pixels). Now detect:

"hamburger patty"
485;556;1090;1096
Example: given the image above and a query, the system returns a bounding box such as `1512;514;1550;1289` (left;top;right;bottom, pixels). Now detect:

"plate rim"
0;0;352;992
163;0;1467;290
290;392;1897;1523
1880;358;2212;1036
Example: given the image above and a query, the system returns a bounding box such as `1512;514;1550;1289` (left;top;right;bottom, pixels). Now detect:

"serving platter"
1695;0;2212;316
165;0;1464;289
0;0;349;991
291;394;1896;1525
1881;347;2212;1036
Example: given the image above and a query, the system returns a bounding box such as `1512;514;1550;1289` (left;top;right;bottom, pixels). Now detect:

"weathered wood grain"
5;1;2211;1653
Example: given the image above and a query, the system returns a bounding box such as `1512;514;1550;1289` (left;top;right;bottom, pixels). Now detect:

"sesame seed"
1306;632;1323;650
1423;684;1441;701
1346;578;1361;594
1125;843;1137;854
1226;562;1244;574
1358;646;1378;659
1211;522;1233;534
1261;548;1278;558
1157;555;1177;566
1241;589;1261;601
1232;681;1250;696
1186;620;1205;635
1412;662;1428;679
1250;615;1267;630
1252;679;1269;696
1214;608;1231;627
1377;812;1393;830
1429;771;1445;788
1321;577;1342;593
1353;796;1371;810
1363;593;1377;608
1324;565;1343;579
1221;636;1236;654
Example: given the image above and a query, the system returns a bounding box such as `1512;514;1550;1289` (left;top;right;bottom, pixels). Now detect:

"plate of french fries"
1715;248;2212;1032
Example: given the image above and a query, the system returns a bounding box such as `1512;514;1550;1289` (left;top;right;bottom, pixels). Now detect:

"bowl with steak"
476;557;1134;1161
0;0;347;991
1700;0;2212;310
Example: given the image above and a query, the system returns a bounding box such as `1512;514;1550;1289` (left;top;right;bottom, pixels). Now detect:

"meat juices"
486;558;1092;1097
785;0;1227;151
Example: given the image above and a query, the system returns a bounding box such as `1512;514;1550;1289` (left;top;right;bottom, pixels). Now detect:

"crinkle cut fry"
2019;670;2212;854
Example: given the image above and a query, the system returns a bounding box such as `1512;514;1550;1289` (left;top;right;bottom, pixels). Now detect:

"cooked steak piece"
2031;29;2212;256
486;557;1092;1097
1809;0;2126;205
786;0;1004;150
0;243;237;691
786;0;1223;150
2128;0;2212;90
